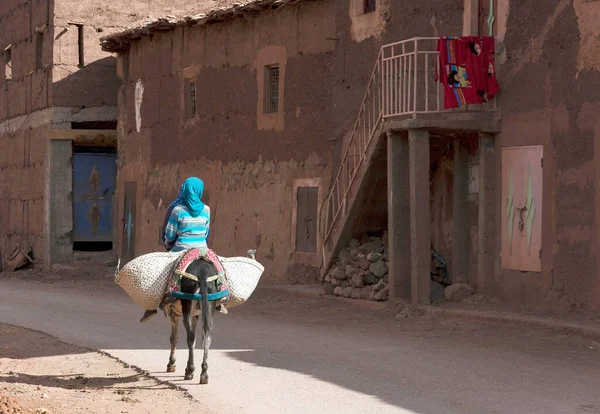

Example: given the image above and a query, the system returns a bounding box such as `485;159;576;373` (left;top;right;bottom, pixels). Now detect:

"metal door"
72;153;116;242
121;181;137;267
296;186;318;252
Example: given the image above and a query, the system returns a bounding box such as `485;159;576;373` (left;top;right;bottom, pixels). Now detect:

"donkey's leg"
167;306;180;373
182;300;197;380
199;302;215;385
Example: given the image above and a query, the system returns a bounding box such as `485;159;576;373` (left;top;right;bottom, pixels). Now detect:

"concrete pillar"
387;131;410;304
408;129;430;306
462;0;479;36
477;133;495;294
452;139;469;283
44;140;73;270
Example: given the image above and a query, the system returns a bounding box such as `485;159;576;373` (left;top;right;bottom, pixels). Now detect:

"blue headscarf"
169;184;184;209
180;177;205;217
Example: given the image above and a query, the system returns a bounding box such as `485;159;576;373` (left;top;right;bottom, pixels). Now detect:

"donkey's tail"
199;265;210;340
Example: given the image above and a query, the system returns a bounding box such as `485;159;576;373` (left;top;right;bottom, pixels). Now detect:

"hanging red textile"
437;36;499;109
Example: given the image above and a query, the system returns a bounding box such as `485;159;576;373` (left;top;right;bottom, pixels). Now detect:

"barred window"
267;66;279;113
186;80;196;118
363;0;376;14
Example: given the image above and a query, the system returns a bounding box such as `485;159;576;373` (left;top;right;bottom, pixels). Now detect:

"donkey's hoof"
166;365;176;373
184;369;194;381
199;375;209;385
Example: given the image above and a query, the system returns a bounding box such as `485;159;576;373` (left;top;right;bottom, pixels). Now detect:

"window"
501;146;543;272
185;79;196;119
363;0;376;14
266;65;279;113
4;46;12;81
36;32;43;70
77;24;84;67
295;187;318;253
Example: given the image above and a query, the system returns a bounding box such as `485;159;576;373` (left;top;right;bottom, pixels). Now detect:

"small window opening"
76;24;84;67
266;65;279;114
4;46;12;81
36;32;43;70
186;80;196;119
363;0;376;14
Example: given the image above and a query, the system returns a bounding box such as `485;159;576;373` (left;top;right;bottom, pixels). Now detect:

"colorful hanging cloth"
437;36;499;109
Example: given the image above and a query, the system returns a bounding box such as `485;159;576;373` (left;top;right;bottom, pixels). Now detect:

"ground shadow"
0;372;171;392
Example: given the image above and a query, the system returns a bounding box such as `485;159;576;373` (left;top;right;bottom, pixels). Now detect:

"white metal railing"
320;37;495;263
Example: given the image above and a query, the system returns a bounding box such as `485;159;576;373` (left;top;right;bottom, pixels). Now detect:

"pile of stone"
322;233;389;301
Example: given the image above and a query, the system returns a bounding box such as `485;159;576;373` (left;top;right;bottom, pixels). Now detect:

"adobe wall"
51;0;202;112
115;0;464;283
116;0;337;284
495;0;600;310
0;0;53;268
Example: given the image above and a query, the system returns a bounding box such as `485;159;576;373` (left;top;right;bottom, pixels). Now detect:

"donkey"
163;258;218;384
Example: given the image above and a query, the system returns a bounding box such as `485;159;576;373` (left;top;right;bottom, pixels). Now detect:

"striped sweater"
164;204;210;252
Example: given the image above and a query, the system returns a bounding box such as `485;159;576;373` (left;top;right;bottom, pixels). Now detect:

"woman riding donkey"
140;177;226;323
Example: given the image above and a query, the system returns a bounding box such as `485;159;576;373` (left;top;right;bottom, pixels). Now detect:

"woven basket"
115;251;264;310
218;256;265;309
115;252;184;310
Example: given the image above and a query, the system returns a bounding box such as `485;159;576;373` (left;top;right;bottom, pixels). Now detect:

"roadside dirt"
0;324;207;414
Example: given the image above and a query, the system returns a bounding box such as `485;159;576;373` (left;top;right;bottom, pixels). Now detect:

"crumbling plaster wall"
496;0;600;310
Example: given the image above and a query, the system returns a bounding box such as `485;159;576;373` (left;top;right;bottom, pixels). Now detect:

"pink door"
501;146;543;272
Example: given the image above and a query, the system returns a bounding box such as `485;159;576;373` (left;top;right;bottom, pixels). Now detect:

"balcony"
320;37;499;280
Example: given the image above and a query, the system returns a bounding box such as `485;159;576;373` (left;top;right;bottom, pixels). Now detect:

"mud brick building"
0;0;209;270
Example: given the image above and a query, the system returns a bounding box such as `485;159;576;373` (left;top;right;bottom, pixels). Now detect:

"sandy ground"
0;324;207;414
1;255;600;413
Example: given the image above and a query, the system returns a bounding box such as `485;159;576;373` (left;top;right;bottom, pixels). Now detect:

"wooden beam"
47;129;117;141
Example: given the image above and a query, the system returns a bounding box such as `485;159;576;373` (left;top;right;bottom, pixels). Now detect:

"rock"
357;258;371;270
349;239;360;248
372;278;386;292
350;249;360;258
430;281;446;304
444;283;475;302
359;240;383;253
332;267;347;281
339;249;353;266
351;288;362;299
360;286;372;299
360;234;370;244
341;280;350;288
324;273;331;283
382;231;388;246
350;274;364;288
341;286;353;298
323;283;335;296
333;286;343;296
373;285;389;301
369;261;388;278
383;273;389;283
363;271;378;285
345;264;356;277
367;252;383;262
330;277;342;287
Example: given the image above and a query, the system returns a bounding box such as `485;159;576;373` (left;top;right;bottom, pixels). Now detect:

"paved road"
0;277;599;414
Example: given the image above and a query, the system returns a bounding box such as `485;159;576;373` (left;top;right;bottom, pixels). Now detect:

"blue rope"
171;289;229;302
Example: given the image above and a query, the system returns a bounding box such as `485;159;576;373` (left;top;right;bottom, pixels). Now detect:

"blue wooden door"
72;153;116;242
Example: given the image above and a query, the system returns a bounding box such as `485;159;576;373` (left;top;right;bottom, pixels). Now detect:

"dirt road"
0;275;599;413
0;323;206;414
